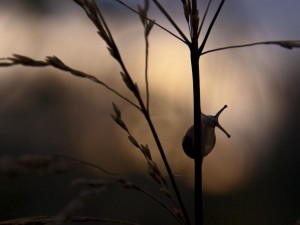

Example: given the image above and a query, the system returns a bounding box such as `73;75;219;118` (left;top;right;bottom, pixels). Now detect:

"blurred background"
0;0;299;225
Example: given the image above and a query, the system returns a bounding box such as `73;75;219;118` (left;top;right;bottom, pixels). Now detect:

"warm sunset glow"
0;2;296;195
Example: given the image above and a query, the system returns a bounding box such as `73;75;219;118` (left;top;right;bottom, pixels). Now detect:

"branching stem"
116;0;186;43
152;0;190;44
198;0;226;54
197;0;212;38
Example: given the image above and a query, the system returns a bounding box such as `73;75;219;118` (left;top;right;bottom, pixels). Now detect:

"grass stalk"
142;108;192;225
190;44;202;225
116;0;186;43
197;0;212;37
152;0;190;44
199;0;226;54
189;1;204;224
0;216;140;225
201;40;300;55
0;55;141;110
144;30;150;112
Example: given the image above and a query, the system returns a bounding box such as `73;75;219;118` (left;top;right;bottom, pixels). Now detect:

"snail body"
182;105;230;158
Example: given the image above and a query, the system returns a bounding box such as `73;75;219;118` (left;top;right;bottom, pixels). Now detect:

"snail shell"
182;105;230;158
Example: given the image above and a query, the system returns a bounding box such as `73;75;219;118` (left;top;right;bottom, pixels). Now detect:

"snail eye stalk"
214;105;230;138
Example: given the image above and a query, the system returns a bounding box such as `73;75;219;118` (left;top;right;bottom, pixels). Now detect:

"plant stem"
201;40;300;55
142;109;191;225
197;0;212;38
121;57;190;224
116;0;186;43
144;31;150;112
198;0;226;54
152;0;190;44
190;44;202;225
190;1;203;224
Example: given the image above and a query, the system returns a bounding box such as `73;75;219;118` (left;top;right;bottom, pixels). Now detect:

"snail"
182;105;231;158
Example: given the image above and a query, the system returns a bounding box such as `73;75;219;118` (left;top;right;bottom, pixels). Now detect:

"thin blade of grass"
152;0;190;44
0;55;140;110
0;216;140;225
201;40;300;55
198;0;226;54
197;0;212;38
138;0;152;112
115;0;186;43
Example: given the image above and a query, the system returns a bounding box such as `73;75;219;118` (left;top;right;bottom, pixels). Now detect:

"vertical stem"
190;1;202;224
190;45;202;225
145;35;150;111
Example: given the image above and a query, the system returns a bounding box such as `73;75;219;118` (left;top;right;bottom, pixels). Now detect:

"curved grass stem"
0;55;141;110
201;40;300;55
141;109;192;225
152;0;190;44
0;216;140;225
198;0;226;54
115;0;186;44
